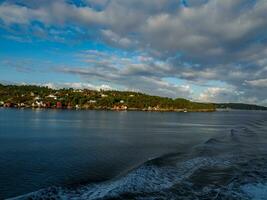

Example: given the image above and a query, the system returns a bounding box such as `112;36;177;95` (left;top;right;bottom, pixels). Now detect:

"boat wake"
9;119;267;200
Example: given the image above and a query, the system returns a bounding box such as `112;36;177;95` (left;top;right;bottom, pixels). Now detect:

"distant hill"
214;103;267;110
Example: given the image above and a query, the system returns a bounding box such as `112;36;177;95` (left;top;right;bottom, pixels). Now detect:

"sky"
0;0;267;105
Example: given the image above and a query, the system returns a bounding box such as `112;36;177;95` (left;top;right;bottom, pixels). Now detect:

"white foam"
9;156;233;200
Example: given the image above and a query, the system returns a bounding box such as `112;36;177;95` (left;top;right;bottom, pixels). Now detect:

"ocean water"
0;109;266;199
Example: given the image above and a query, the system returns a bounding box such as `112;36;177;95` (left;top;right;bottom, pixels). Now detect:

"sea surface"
0;108;266;199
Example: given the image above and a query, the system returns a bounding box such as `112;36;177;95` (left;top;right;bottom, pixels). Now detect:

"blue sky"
0;0;267;105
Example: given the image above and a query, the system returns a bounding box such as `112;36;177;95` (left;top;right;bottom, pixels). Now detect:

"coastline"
0;106;216;112
1;84;266;112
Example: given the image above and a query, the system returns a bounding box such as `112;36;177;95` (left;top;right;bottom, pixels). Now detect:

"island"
0;84;215;112
0;84;266;112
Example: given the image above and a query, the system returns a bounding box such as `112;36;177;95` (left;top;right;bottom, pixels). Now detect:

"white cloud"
244;79;267;88
42;82;113;91
58;50;192;98
197;87;240;103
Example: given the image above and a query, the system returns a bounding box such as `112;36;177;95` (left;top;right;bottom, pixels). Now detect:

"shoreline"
0;106;216;113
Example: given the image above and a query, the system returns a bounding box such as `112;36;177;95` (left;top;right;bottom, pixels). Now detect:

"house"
0;101;4;106
18;103;25;107
129;94;135;97
35;101;44;107
101;94;108;98
89;100;97;103
45;102;51;108
56;102;62;109
67;103;73;109
120;100;125;103
47;94;57;100
4;102;13;108
34;96;41;100
113;105;128;111
121;105;128;110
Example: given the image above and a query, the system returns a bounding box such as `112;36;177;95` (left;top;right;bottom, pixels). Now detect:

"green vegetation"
0;84;215;112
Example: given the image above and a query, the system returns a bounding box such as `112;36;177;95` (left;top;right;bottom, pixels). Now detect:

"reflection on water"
0;109;266;199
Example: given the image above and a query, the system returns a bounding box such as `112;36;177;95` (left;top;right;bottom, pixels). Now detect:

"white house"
47;94;57;100
34;96;41;100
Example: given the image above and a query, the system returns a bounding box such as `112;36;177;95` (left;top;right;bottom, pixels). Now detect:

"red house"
56;102;62;109
45;102;51;108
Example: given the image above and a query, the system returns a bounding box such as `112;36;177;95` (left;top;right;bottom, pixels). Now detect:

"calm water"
0;109;266;199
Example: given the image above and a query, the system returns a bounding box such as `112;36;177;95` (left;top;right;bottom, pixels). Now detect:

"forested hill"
0;84;265;111
215;103;267;110
0;84;214;111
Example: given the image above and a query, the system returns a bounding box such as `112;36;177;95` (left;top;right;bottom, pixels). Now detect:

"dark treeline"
214;103;267;110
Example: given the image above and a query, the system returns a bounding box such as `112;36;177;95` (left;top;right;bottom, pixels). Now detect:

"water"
0;109;266;199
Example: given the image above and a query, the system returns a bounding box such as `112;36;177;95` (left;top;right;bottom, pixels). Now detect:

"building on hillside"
18;103;25;107
74;89;83;93
45;102;51;108
56;102;62;109
35;101;45;107
34;96;41;100
67;103;73;109
47;94;57;100
4;102;13;108
121;105;128;110
113;105;128;111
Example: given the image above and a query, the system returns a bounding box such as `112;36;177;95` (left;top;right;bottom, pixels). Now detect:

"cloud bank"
0;0;267;105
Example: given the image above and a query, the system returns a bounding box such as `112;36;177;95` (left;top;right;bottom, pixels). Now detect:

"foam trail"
8;155;235;200
8;118;267;200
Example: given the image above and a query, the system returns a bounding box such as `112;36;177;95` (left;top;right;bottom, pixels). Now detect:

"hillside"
0;84;215;112
0;84;265;111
